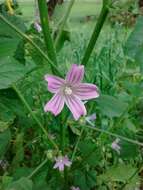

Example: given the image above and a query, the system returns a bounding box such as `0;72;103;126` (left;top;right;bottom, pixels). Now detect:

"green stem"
71;125;84;161
28;158;48;179
0;14;62;77
81;0;110;66
37;0;57;69
12;84;59;151
86;120;143;147
54;0;75;49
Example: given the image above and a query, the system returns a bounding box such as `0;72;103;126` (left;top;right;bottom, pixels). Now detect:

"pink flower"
53;155;72;171
44;64;99;120
111;138;121;154
71;186;80;190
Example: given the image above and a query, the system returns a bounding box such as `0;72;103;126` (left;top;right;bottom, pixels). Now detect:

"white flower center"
64;87;72;95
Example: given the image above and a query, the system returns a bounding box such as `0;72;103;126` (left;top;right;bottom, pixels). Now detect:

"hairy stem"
71;125;84;161
86;120;143;147
28;158;48;179
12;84;59;151
37;0;57;70
81;0;110;66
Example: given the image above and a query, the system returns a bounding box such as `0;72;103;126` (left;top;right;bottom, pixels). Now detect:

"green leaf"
0;14;26;37
124;16;143;72
73;170;89;190
0;129;11;159
124;16;143;58
79;140;96;155
73;170;97;190
6;177;33;190
0;38;19;58
13;167;32;180
0;14;26;58
0;57;26;89
97;95;128;118
99;164;137;182
79;140;102;166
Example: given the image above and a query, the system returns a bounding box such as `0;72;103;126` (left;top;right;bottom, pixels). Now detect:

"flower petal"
44;93;64;116
65;95;87;120
66;64;84;84
53;162;60;169
45;74;65;93
74;83;99;100
59;164;64;171
63;156;72;167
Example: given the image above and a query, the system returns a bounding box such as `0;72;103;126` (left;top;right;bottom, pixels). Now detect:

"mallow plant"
0;0;143;189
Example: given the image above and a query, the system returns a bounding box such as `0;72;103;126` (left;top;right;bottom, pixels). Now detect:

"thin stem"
0;14;62;77
37;0;57;68
71;125;84;161
54;0;75;49
86;120;143;147
12;84;59;151
81;0;110;66
28;158;48;179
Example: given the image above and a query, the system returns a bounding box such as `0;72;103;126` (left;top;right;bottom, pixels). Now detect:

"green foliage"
0;129;11;159
0;13;26;58
73;170;96;190
125;16;143;72
0;1;142;190
97;95;128;118
98;164;140;189
0;57;27;89
6;177;33;190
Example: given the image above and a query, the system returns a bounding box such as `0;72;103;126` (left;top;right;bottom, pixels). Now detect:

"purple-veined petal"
45;74;65;93
66;64;84;84
44;93;64;116
65;95;87;120
74;83;99;100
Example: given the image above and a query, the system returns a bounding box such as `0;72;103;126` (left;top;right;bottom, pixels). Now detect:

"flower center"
64;87;72;95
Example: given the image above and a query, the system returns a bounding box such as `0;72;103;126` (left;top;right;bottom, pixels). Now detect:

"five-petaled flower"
44;64;99;120
53;155;72;171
